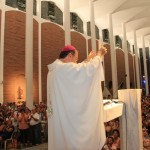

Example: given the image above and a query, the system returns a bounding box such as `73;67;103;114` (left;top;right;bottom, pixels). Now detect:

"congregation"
0;96;149;149
0;101;48;149
102;95;150;150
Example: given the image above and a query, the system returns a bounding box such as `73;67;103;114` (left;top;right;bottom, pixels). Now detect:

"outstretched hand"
88;50;96;60
97;46;107;57
84;47;107;63
84;50;96;62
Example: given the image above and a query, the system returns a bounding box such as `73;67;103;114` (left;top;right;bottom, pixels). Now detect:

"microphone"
111;74;127;103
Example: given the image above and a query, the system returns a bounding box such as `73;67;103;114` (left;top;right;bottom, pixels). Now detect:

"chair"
4;131;16;150
41;121;48;142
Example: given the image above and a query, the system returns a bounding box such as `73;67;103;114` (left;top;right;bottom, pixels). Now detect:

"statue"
17;86;23;99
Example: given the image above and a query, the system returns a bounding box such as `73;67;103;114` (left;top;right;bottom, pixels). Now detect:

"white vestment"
47;56;106;150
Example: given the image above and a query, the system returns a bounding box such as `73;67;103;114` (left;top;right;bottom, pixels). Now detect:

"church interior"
0;0;150;149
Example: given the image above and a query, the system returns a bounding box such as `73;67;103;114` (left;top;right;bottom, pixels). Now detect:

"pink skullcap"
61;45;76;52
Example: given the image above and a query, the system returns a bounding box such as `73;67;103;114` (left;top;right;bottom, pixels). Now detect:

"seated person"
143;138;150;150
143;127;150;139
1;120;14;141
0;121;5;137
102;136;114;150
112;129;120;150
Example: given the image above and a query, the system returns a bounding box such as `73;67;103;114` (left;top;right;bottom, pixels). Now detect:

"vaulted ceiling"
43;0;150;47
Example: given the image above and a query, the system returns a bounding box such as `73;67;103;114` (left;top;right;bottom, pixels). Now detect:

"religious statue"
17;86;23;99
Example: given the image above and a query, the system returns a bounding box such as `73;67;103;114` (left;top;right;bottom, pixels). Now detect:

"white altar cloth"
103;100;123;122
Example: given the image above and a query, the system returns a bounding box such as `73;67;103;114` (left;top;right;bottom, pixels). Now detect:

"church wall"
3;11;39;103
128;53;135;88
33;19;39;104
116;49;126;89
138;57;142;87
88;39;92;53
71;31;86;63
4;11;26;103
0;10;138;103
87;39;99;54
133;56;141;88
134;56;137;87
104;44;112;93
0;10;1;44
96;40;99;51
41;22;65;102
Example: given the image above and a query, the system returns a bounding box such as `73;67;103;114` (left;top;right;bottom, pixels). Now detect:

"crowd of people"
0;95;149;149
142;96;150;150
102;119;120;150
102;95;150;150
0;101;48;149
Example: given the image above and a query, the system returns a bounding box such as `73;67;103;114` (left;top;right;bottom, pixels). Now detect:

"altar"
103;89;143;150
103;99;123;122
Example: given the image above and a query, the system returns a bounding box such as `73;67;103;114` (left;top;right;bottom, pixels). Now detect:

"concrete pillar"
89;0;96;50
142;36;149;95
25;0;34;109
133;30;140;88
83;21;89;57
122;23;130;88
108;13;118;98
37;0;42;102
0;0;6;103
64;0;71;45
133;54;136;88
83;21;87;35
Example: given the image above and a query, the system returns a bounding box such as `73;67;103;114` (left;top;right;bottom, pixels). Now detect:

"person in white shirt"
29;107;39;145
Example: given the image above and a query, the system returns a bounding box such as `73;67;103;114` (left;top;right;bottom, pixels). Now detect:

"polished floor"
23;143;48;150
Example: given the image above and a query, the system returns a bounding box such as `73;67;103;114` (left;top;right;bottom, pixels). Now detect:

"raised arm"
84;46;107;63
97;46;107;58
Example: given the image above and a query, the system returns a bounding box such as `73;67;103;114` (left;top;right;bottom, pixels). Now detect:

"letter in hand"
97;46;107;58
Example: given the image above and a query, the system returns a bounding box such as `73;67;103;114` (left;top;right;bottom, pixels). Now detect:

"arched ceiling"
42;0;150;47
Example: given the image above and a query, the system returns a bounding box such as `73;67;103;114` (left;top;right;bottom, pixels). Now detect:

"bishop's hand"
84;50;96;62
88;50;96;60
97;46;107;58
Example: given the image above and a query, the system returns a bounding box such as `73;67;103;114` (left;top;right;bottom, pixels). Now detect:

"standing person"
17;108;29;147
47;45;107;150
29;107;40;145
112;129;120;150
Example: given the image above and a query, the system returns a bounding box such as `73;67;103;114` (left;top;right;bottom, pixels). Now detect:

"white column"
133;54;136;88
142;36;149;95
99;27;103;40
37;0;42;102
0;0;6;103
90;0;96;50
122;23;130;88
25;0;33;109
108;14;118;98
83;22;89;57
133;30;140;88
83;21;87;35
64;0;71;45
86;39;89;58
